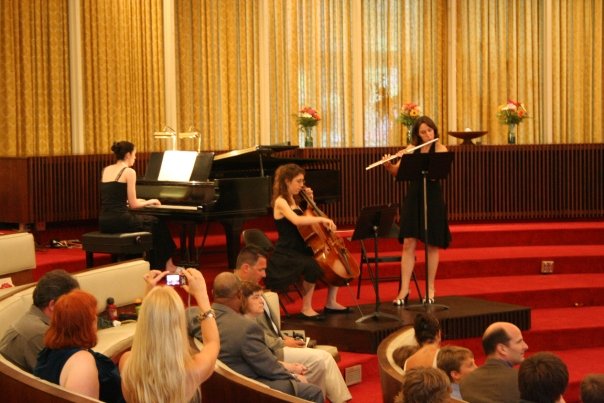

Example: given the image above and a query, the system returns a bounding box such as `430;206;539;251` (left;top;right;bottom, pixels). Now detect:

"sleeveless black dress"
399;143;451;248
98;167;176;269
265;208;323;291
35;347;125;403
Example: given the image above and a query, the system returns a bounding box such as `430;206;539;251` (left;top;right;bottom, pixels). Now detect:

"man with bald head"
211;272;324;402
460;321;529;403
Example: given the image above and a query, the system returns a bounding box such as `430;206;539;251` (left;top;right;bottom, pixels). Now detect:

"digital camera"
166;273;186;286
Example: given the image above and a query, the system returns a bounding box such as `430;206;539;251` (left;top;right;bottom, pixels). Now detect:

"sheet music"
158;151;198;182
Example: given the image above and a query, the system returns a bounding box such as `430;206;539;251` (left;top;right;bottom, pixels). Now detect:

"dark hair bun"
110;141;134;160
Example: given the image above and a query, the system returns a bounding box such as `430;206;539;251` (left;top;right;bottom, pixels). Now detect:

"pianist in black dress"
99;141;179;272
265;163;349;320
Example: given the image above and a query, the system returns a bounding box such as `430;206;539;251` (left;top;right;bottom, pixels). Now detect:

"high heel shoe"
392;294;409;306
422;297;435;304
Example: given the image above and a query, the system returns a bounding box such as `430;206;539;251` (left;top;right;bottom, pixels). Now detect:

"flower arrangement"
297;106;321;128
396;102;421;127
496;99;528;125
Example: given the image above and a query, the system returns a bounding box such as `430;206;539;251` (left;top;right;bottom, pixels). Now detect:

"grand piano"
136;145;340;268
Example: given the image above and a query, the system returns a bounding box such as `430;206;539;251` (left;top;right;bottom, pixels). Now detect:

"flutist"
381;116;451;306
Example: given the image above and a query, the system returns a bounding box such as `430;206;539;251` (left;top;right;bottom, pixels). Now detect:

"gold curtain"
80;0;165;154
551;0;603;143
177;0;260;150
363;0;448;147
266;0;354;147
0;0;71;156
455;0;542;145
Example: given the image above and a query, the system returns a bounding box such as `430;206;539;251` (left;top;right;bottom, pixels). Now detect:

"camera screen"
166;274;182;286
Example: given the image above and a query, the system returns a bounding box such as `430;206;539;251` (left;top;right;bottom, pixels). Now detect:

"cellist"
265;163;350;320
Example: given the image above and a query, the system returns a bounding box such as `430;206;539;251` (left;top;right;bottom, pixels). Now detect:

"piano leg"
220;218;245;269
173;222;200;268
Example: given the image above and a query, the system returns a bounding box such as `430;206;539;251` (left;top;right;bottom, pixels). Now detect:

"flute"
365;138;439;170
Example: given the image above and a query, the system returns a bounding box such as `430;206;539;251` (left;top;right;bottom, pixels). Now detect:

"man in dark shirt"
460;321;529;403
0;270;79;372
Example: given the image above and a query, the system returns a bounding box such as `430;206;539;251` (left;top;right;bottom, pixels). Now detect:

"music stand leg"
405;172;448;312
356;226;401;323
356;310;402;323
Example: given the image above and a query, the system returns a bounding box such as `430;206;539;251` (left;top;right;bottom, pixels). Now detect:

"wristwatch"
199;308;216;321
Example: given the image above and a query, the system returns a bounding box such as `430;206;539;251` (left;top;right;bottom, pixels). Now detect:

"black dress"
265;208;323;291
34;347;125;403
399;143;451;248
98;167;176;269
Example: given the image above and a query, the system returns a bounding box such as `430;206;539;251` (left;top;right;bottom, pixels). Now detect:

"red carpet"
25;220;604;402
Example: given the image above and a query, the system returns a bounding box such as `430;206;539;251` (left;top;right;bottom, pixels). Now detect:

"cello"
298;188;360;287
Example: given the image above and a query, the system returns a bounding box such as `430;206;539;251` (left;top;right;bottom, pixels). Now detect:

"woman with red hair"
34;289;124;403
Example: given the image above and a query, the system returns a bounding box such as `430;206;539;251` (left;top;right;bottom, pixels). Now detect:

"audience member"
460;321;529;403
234;246;351;402
34;290;124;403
0;269;79;372
240;281;308;376
437;345;477;400
395;367;451;403
518;352;568;403
404;312;442;371
392;345;419;372
581;374;604;403
211;272;324;402
119;269;219;403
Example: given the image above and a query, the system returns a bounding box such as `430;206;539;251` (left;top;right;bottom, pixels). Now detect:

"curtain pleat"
551;0;603;143
0;0;71;156
81;0;165;154
266;0;354;147
455;0;542;145
177;0;260;150
362;0;448;147
1;0;603;157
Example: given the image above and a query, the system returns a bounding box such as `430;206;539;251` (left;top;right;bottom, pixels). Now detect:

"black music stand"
352;205;402;323
396;151;454;312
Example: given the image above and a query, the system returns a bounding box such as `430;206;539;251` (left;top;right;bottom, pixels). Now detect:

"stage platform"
281;296;530;354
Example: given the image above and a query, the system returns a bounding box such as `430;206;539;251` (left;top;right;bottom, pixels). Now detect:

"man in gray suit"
212;272;324;402
460;321;529;403
234;246;351;403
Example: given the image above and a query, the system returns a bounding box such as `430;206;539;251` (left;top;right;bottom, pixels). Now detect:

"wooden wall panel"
0;145;602;228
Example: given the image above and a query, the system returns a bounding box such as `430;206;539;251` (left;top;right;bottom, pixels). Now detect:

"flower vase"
507;124;517;144
405;125;413;145
303;127;314;147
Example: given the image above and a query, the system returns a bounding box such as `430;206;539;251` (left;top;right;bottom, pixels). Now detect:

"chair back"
241;229;275;254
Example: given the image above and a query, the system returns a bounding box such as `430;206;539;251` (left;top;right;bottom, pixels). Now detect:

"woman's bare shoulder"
274;196;288;208
63;349;98;376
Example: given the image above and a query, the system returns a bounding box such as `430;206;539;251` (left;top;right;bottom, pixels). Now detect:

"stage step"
341;221;604;251
346;274;604;313
436;273;604;308
352;244;604;280
337;352;381;401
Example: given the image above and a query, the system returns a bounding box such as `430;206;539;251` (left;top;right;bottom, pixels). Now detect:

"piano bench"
82;231;153;268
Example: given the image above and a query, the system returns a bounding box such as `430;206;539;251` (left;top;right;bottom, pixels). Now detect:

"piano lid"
212;145;298;176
